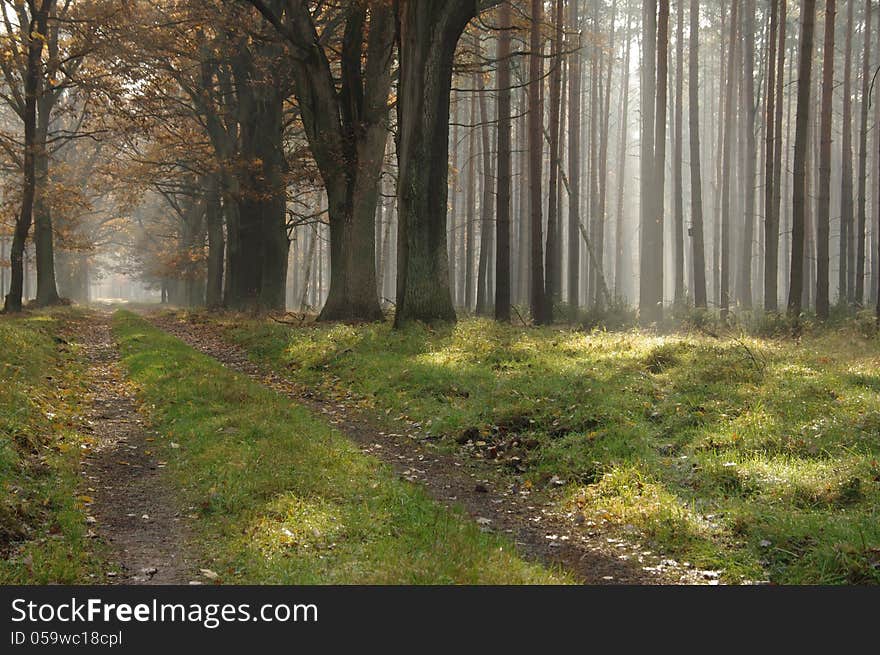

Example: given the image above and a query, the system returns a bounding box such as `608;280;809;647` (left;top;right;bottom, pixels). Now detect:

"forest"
1;0;879;587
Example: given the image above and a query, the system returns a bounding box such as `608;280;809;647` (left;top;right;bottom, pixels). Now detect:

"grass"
112;311;565;584
0;309;106;583
212;313;880;584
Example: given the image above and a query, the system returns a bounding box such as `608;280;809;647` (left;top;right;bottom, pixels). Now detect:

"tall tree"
855;0;873;305
528;0;548;324
673;0;685;307
614;2;634;299
649;0;669;318
816;0;836;319
788;0;817;318
545;0;563;308
568;0;582;307
689;0;707;308
247;0;395;320
719;0;739;320
839;0;855;303
476;37;495;315
736;0;756;309
638;0;658;323
764;0;784;311
3;0;55;313
394;0;484;326
495;0;512;322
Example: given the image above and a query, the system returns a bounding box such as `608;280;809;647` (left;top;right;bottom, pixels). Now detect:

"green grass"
0;309;106;583
214;314;880;584
113;311;565;584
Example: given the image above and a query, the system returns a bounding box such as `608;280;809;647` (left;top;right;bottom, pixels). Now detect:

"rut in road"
75;311;194;584
147;311;712;585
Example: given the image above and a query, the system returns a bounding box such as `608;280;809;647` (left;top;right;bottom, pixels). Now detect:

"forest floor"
76;311;194;584
4;305;879;585
146;310;696;584
111;310;571;583
169;309;880;585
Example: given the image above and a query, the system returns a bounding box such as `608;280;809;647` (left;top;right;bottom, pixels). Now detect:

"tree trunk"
205;175;225;308
476;53;494;316
639;0;659;323
465;84;477;312
719;0;739;320
787;0;817;318
840;0;855;304
689;0;708;308
394;0;476;326
736;0;756;310
615;5;634;299
568;0;582;308
764;0;781;311
673;0;685;308
33;96;60;307
4;3;53;313
816;0;836;319
528;0;548;324
855;0;873;305
495;0;512;322
545;0;563;309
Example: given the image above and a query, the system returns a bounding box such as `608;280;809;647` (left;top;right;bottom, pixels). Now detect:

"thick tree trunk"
205;175;225;308
33;98;60;307
644;0;668;320
787;0;817;318
528;0;548;324
495;0;512;323
689;0;707;308
394;0;476;326
319;159;385;322
227;82;288;312
816;0;836;319
4;4;52;313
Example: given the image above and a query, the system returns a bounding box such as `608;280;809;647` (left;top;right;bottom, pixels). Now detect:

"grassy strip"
113;311;564;583
216;315;880;584
0;309;105;583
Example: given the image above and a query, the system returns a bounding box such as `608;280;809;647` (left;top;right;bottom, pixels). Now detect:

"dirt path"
147;312;711;585
73;312;194;584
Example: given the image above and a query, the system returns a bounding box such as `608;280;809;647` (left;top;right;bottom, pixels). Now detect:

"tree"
246;0;395;321
764;0;785;312
840;0;855;303
545;0;563;309
3;0;55;313
673;0;685;308
394;0;486;326
816;0;836;319
736;0;756;309
639;0;658;323
719;0;738;320
855;0;873;305
787;0;817;319
494;0;512;323
688;0;707;309
528;0;548;324
568;0;582;308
